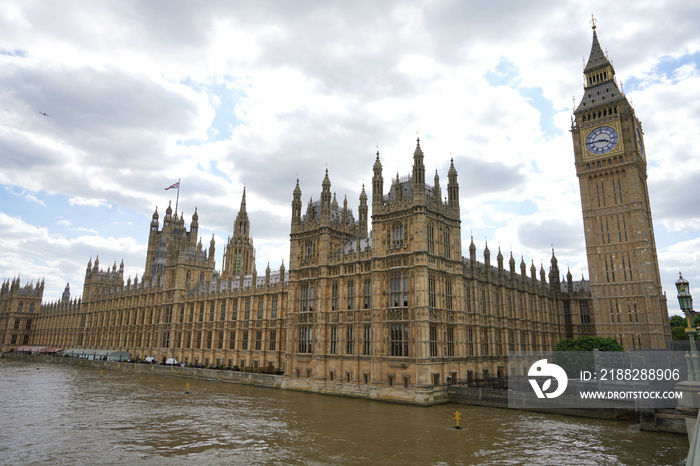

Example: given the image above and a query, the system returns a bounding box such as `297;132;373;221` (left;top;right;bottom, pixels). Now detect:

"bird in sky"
39;111;49;116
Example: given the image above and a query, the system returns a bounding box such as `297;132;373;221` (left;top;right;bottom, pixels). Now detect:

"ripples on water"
0;359;688;465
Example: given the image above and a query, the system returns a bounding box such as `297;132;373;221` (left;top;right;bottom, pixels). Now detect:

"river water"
0;360;688;465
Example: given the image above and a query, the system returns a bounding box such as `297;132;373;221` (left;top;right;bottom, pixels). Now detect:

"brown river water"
0;359;688;465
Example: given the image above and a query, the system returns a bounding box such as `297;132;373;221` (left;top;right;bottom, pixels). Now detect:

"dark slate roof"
584;30;609;73
575;81;626;113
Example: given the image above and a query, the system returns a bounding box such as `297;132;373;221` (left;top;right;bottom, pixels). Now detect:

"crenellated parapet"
40;296;81;315
0;277;44;300
461;245;590;298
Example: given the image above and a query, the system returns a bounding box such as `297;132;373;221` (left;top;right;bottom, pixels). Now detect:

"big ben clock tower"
572;19;670;349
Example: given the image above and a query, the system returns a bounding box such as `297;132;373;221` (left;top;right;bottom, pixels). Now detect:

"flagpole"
175;178;181;213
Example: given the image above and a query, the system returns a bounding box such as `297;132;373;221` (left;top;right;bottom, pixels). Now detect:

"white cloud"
68;197;111;208
0;2;698;311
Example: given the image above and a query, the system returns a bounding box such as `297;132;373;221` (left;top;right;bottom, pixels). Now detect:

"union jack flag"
165;181;180;191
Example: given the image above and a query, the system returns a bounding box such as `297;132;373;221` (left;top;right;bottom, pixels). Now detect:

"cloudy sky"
1;2;699;315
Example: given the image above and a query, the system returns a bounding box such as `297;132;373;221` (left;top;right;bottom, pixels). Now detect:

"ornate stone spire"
233;190;249;238
292;178;302;225
412;137;425;196
372;150;384;207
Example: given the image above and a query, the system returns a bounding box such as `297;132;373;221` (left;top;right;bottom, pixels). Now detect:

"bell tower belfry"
572;19;669;349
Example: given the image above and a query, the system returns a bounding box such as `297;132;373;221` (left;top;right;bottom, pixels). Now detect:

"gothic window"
481;328;489;356
363;326;371;355
428;276;436;308
390;323;409;357
209;301;215;321
364;279;371;309
427;223;434;254
600;218;605;244
257;298;264;319
298;325;312;353
255;331;262;350
269;330;276;351
392;223;404;246
495;330;503;356
271;298;278;319
429;325;438;357
390;273;408;307
628;301;633;323
444;280;452;310
300;283;314;312
617;217;623;243
305;241;313;260
610;255;616;282
465;285;471;313
242;330;249;350
346;326;354;354
331;281;338;311
347;281;354;309
330;326;337;354
446;325;455;357
220;300;226;320
613;177;622;204
579;302;590;325
443;229;450;259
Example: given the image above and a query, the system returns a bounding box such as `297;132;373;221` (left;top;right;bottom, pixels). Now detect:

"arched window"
392;223;404;246
443;228;451;259
427;223;434;254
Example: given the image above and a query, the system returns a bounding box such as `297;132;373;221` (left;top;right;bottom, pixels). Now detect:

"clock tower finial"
590;13;596;31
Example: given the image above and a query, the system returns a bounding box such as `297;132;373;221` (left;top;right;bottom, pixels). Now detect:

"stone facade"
0;26;670;403
571;24;670;349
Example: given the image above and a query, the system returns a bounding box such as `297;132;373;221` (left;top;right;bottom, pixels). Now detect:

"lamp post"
676;272;698;380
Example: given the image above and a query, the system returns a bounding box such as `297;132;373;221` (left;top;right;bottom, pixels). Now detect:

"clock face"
585;126;619;155
636;127;645;157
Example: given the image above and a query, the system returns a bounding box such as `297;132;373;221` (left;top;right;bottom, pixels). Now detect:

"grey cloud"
457;155;526;196
649;171;700;227
518;218;585;254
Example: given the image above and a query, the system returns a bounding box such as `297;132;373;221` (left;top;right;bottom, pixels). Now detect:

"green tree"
553;336;624;378
670;314;686;328
669;314;699;340
555;335;624;352
672;326;688;341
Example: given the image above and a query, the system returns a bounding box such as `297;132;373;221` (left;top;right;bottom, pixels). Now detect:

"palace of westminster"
0;26;671;403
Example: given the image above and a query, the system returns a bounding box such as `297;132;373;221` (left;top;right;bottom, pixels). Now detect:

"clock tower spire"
572;21;669;349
